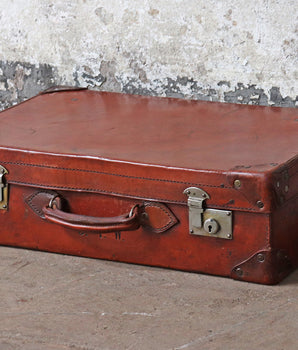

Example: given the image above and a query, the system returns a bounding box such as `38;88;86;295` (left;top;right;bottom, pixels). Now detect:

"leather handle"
26;191;178;234
42;199;140;233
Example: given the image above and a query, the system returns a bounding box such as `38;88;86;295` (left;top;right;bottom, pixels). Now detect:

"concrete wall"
0;0;297;110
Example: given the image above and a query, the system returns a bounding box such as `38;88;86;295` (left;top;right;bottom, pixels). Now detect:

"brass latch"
184;187;232;239
0;165;8;210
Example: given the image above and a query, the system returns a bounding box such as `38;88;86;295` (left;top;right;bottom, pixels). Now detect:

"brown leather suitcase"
0;87;297;284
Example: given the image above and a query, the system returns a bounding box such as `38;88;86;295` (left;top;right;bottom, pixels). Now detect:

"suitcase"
0;87;297;284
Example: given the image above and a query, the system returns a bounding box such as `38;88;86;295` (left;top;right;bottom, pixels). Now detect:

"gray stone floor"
0;246;297;350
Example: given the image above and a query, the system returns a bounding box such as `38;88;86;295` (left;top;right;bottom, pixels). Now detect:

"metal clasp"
184;187;233;240
0;165;8;210
183;187;209;229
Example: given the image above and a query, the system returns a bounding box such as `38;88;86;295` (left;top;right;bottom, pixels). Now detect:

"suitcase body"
0;88;297;284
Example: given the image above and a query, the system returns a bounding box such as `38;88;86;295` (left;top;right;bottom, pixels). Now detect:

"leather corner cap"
231;249;293;285
142;202;178;234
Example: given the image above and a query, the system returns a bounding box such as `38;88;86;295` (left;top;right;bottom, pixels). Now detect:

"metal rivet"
2;205;7;209
227;233;232;238
202;193;206;198
187;190;190;194
141;212;148;220
235;267;243;277
285;185;289;193
226;212;231;216
276;181;280;188
257;253;265;262
234;179;241;188
190;229;194;234
256;201;264;208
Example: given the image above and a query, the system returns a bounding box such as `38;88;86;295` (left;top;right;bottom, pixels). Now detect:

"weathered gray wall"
0;0;297;110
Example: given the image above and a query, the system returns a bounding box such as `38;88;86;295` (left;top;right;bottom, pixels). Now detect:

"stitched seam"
11;180;260;212
210;203;258;211
11;180;187;204
26;191;45;217
26;190;57;217
144;202;175;231
0;160;230;189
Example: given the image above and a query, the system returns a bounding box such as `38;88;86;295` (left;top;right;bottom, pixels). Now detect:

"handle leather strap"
25;191;178;234
42;199;140;233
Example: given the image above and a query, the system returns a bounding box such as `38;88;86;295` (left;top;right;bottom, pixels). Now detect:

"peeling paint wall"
0;0;297;109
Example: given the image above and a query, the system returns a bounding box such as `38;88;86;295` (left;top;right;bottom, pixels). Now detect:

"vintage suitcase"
0;87;297;284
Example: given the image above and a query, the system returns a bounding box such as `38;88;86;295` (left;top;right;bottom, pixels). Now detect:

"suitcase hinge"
0;165;8;210
184;187;232;239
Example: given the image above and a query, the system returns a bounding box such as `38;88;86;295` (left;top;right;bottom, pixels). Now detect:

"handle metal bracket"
184;187;233;240
0;165;9;210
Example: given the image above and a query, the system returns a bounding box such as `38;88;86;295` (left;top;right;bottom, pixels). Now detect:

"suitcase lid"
0;89;297;213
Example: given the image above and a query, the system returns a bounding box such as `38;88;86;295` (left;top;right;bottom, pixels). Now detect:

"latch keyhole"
203;218;219;235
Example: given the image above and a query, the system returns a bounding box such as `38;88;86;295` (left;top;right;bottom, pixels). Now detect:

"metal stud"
234;179;241;188
257;253;265;262
256;200;264;208
141;212;148;220
235;267;243;277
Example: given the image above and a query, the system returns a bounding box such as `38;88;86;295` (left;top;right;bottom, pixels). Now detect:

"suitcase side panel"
271;195;298;268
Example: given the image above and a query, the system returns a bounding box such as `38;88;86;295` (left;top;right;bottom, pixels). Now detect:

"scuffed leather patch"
142;201;178;234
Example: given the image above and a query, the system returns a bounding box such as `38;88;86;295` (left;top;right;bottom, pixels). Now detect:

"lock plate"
184;187;232;240
0;165;8;210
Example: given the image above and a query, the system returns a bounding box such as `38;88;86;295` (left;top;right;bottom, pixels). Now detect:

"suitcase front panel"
0;184;278;283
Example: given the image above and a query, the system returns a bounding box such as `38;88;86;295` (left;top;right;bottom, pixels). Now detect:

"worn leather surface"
0;90;297;284
0;90;298;213
0;90;297;213
0;90;297;172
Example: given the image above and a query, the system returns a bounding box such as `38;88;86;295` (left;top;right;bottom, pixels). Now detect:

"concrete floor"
0;246;297;350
